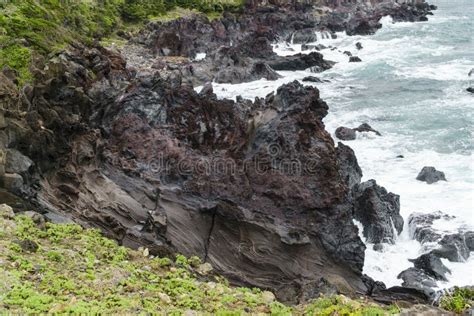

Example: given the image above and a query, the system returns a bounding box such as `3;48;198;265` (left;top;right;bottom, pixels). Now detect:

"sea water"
201;0;474;288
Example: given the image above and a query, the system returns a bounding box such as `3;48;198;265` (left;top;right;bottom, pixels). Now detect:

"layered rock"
0;46;374;303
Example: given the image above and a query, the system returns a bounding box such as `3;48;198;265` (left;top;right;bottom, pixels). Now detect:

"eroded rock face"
353;180;403;244
0;47;371;303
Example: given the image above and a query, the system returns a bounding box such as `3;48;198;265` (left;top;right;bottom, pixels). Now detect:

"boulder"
1;173;23;192
408;211;451;244
397;267;437;298
301;76;324;83
267;52;334;72
335;126;356;140
0;203;14;219
354;123;381;136
343;51;352;56
353;180;403;244
416;166;446;184
349;56;362;63
410;252;451;281
5;149;33;174
466;87;474;94
356;42;363;50
433;233;470;262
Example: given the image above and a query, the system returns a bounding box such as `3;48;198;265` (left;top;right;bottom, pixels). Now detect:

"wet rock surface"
353;180;403;244
416;166;447;184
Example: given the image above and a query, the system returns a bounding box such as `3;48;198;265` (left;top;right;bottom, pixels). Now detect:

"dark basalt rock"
408;212;473;262
343;51;352;57
353;180;403;244
214;61;281;84
336;142;362;192
397;268;437;298
349;56;362;63
416;166;447;184
408;211;451;244
301;76;328;83
335;126;356;141
433;234;470;262
409;252;451;281
267;52;334;72
354;123;381;136
466;87;474;94
371;286;430;305
356;42;363;50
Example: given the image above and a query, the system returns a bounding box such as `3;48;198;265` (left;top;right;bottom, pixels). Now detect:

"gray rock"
397;267;437;298
416;166;447;184
1;173;23;192
354;123;381;136
349;56;362;62
353;180;403;244
336;142;362;191
410;252;451;281
5;149;33;174
335;126;356;140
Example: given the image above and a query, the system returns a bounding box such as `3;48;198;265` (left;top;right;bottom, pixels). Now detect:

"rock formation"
0;0;437;305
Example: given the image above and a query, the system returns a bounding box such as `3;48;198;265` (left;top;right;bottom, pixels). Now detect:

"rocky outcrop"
416;166;447;184
353;180;403;244
0;47;374;303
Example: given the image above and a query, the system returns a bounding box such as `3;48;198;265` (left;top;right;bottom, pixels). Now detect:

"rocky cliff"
0;0;435;304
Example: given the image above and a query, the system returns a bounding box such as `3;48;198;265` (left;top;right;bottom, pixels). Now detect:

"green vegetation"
0;0;244;85
439;287;474;314
0;205;404;315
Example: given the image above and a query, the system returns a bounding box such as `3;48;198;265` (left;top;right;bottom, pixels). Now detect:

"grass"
0;205;404;315
439;287;474;314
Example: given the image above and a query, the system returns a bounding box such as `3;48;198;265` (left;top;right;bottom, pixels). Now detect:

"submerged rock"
416;166;447;184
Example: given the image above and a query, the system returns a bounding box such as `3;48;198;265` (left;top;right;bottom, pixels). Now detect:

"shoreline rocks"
416;166;447;184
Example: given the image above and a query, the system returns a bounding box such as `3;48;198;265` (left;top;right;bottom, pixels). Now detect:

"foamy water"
199;0;474;289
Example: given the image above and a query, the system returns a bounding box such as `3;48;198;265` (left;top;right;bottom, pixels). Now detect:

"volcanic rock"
335;127;356;140
416;166;447;184
409;252;451;281
349;56;362;63
353;180;403;244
